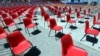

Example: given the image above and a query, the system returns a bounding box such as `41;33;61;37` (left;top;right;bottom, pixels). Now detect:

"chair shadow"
55;32;65;39
69;25;78;30
86;35;98;46
4;43;10;48
31;29;41;35
24;46;41;56
93;27;100;31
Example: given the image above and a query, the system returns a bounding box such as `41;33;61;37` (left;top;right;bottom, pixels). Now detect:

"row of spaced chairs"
1;4;100;56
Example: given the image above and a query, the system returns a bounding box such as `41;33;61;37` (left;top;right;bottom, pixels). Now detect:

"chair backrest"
98;12;100;20
49;18;57;29
11;13;18;19
93;15;96;24
23;17;33;27
84;10;86;15
77;12;80;17
44;14;50;21
2;13;8;19
7;31;25;47
85;21;89;33
66;14;70;22
57;12;61;17
4;17;14;25
26;14;32;18
61;34;73;55
88;8;90;13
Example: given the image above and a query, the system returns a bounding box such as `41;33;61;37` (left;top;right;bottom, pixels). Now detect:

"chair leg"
80;34;87;41
26;28;31;36
91;25;94;28
48;30;51;37
15;24;18;29
65;23;68;28
92;43;95;46
25;28;27;34
44;21;45;26
7;27;10;32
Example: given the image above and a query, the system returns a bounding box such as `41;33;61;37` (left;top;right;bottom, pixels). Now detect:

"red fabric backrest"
4;17;14;25
11;13;18;19
23;17;32;27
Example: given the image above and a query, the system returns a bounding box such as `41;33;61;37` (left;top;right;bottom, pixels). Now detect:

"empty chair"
23;17;38;36
77;11;85;23
11;13;22;24
48;18;63;37
7;31;33;56
3;17;19;32
43;13;50;26
80;21;99;45
98;12;100;20
61;34;88;56
92;15;100;28
65;14;76;28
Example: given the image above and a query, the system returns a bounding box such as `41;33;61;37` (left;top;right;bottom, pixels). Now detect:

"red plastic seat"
48;18;63;36
80;21;99;45
61;34;88;56
65;14;76;28
23;17;37;36
7;31;32;56
0;26;7;39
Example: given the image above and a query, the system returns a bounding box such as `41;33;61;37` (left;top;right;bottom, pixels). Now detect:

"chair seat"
69;20;76;23
86;28;99;36
8;23;15;26
53;26;63;31
13;40;31;55
0;33;7;39
94;22;100;24
26;24;36;28
66;46;87;56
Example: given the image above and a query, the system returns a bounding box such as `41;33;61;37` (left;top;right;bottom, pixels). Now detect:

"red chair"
65;14;76;28
57;12;65;21
98;12;100;20
77;11;85;23
80;21;99;45
0;26;7;39
48;18;63;37
77;11;84;18
7;31;32;56
23;17;37;36
3;17;19;32
43;13;50;26
92;15;100;28
61;34;88;56
11;13;22;24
